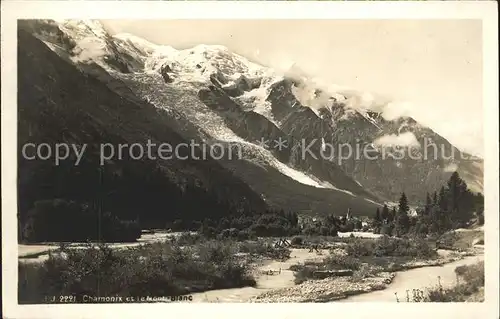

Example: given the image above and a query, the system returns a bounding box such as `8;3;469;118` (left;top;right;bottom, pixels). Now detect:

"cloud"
373;132;421;148
101;19;483;156
291;82;332;111
72;37;108;63
443;163;459;172
380;101;413;121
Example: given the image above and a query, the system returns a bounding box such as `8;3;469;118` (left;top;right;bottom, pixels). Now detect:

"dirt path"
337;253;484;302
191;248;327;302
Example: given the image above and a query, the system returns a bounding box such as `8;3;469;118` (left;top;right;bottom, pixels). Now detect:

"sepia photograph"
2;1;499;319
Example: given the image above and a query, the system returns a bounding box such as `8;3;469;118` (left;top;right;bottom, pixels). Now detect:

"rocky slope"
17;28;269;231
18;19;483;217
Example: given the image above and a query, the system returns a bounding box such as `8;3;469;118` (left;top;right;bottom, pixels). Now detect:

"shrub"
346;236;437;259
173;232;204;245
237;240;291;260
291;254;362;284
406;263;485;303
380;224;393;236
339;222;355;232
324;254;362;271
197;240;236;263
345;238;374;257
303;226;318;236
237;230;252;241
199;225;217;239
171;219;183;231
353;219;363;230
455;261;484;287
18;241;256;303
352;264;375;282
291;236;304;246
436;231;459;250
291;264;316;284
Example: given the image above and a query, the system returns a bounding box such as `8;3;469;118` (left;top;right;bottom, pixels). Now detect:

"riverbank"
340;253;484;302
18;231;485;303
192;235;484;303
191;248;328;302
250;250;480;303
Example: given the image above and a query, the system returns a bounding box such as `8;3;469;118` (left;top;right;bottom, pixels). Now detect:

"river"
191;248;328;302
191;248;484;302
338;253;484;302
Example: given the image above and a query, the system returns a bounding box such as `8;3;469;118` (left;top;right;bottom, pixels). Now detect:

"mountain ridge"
18;19;483;218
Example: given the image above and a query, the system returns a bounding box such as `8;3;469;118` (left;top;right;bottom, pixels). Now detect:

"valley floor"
190;247;483;303
18;230;485;303
191;248;329;302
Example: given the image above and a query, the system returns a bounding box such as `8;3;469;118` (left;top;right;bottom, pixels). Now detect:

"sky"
102;19;483;156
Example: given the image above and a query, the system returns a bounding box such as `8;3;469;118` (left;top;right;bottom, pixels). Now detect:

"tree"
436;186;452;231
398;192;409;215
424;192;432;216
381;204;390;222
395;192;410;236
432;191;438;206
380;223;393;236
389;207;397;223
446;172;474;226
373;208;382;233
477;207;484;226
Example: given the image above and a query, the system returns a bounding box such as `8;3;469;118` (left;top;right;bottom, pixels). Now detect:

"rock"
252;273;392;303
162;64;172;72
472;238;484;245
160;65;173;83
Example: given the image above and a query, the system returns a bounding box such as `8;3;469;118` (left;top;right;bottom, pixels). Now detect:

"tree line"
372;172;484;237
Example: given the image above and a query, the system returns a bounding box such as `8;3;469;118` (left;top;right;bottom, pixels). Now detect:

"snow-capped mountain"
19;19;483;216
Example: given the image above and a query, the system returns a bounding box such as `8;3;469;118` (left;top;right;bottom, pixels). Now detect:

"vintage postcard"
1;1;498;319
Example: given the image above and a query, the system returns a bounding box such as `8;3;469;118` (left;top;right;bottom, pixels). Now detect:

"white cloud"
374;132;421;148
102;20;483;157
381;101;413;121
72;37;108;63
444;163;459;172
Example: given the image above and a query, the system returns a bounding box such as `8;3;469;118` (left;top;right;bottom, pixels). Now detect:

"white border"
2;1;498;319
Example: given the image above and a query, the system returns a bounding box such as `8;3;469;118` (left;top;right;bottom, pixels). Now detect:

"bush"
238;241;291;260
353;220;363;230
291;254;362;284
303;226;318;236
455;261;484;287
18;241;256;303
346;236;437;259
199;225;217;239
405;263;484;302
324;254;362;271
198;240;237;264
339;222;355;232
345;238;374;257
291;236;304;246
293;265;315;285
237;230;253;241
380;224;393;236
219;228;239;239
436;231;459;250
173;232;204;245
